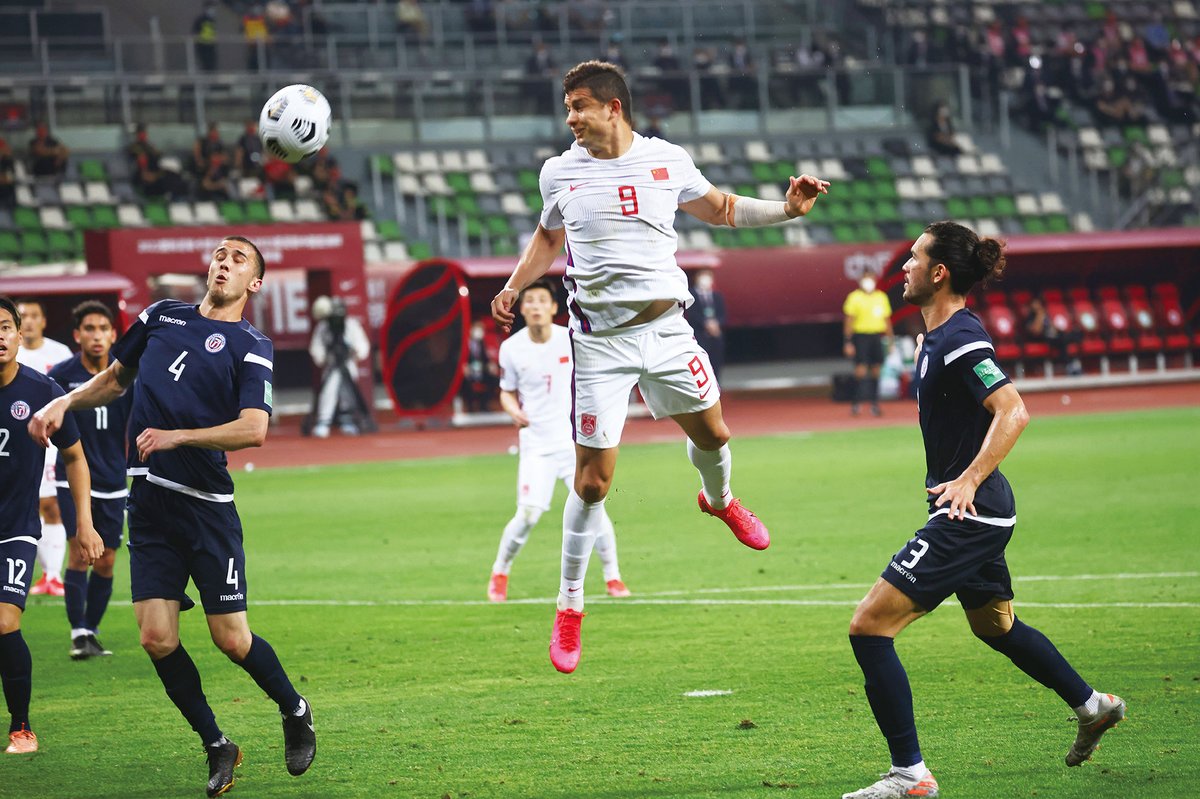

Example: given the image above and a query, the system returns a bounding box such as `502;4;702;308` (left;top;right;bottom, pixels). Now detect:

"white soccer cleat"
842;770;939;799
1066;693;1126;766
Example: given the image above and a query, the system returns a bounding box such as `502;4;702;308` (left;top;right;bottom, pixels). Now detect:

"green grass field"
10;406;1200;798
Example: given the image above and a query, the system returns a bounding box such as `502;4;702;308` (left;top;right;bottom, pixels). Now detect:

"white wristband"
724;194;794;228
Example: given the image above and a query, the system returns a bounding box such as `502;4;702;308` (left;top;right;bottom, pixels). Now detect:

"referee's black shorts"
852;332;885;366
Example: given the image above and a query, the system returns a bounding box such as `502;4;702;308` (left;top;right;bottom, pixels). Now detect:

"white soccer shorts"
571;307;720;449
38;446;57;499
517;445;576;511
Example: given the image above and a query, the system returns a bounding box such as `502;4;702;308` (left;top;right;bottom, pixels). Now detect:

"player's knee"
966;599;1014;639
0;610;21;636
689;425;729;451
576;477;610;503
41;503;62;525
93;551;117;578
212;629;252;660
140;627;179;659
520;506;543;528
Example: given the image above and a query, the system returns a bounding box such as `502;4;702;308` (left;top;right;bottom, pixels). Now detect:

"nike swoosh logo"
567;587;579;593
569;183;587;191
699;387;712;400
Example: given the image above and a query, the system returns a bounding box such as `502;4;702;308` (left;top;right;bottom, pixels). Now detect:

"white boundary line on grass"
250;570;1199;609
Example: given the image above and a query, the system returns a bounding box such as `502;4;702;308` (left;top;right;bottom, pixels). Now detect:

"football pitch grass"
12;405;1200;798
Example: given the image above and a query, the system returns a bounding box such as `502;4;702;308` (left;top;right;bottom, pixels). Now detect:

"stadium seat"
78;159;107;182
1095;286;1136;356
269;200;297;222
91;205;119;228
1150;282;1199;349
143;203;171;227
1039;289;1081;360
13;206;39;231
84;181;114;205
167;202;195;226
193;202;222;225
116;204;147;227
0;230;20;261
982;296;1022;362
1122;285;1164;354
1065;288;1108;358
245;201;271;224
65;206;93;229
39;207;69;230
219;201;246;224
59;182;86;205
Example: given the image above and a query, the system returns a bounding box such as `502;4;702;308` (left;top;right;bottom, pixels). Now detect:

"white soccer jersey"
16;337;72;373
539;134;712;332
498;325;574;455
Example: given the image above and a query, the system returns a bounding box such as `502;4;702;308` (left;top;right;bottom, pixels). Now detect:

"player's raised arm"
491;224;566;333
679;175;830;227
59;440;103;563
28;359;134;446
135;407;270;460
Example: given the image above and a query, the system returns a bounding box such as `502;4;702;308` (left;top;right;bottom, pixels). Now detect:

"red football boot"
698;492;770;550
605;579;631;598
29;574;51;595
549;609;584;673
487;573;508;603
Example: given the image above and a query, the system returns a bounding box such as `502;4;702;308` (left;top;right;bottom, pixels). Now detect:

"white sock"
560;490;603;611
893;760;927;781
687;440;732;510
292;697;307;717
592;508;621;582
70;627;90;639
1074;689;1102;719
38;522;67;581
492;506;542;575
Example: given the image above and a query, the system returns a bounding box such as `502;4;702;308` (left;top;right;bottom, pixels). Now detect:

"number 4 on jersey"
168;351;188;382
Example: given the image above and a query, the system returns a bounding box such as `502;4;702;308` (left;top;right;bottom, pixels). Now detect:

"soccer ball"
258;84;331;164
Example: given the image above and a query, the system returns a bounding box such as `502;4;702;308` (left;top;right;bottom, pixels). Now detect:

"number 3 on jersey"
168;350;188;382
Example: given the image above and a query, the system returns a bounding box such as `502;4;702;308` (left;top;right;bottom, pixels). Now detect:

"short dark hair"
72;299;115;329
563;60;633;124
923;220;1006;295
225;235;266;279
521;279;558;304
0;295;20;329
14;297;43;314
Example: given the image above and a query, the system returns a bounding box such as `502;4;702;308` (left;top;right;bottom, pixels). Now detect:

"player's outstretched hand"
491;287;519;334
927;476;978;521
73;525;104;565
28;397;67;447
785;174;831;217
136;427;182;461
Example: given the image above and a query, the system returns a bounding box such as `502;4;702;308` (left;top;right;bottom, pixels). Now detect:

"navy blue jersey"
50;354;133;495
0;364;81;539
112;299;273;501
914;308;1014;518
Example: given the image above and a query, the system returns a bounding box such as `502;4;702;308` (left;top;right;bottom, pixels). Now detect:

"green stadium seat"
485;216;513;238
903;221;927;240
14;207;40;231
0;230;20;259
407;241;433;260
760;227;786;247
872;200;901;222
446;172;472;194
992;196;1018;217
945;197;970;219
373;154;395;178
524;192;543;213
48;229;75;258
491;238;518;257
733;228;761;248
734;183;756;198
456;195;481;217
833;224;858;244
245;201;271;223
968;196;993;217
428;196;456;217
517;169;539;192
1123;126;1148;146
848;181;875;201
856;223;884;243
79;160;107;182
866;157;893;179
773;160;794;182
66;206;93;229
21;230;49;259
872;181;900;201
1045;214;1071;233
375;220;404;241
1023;216;1047;234
143;203;171;226
751;162;775;183
1107;147;1127;169
91;205;119;228
849;200;873;223
464;217;484;239
220;201;246;224
710;228;735;248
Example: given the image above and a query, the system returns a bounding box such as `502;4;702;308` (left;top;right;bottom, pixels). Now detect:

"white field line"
249;570;1199;609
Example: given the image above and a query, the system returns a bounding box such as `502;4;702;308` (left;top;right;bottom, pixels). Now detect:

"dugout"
0;271;134;342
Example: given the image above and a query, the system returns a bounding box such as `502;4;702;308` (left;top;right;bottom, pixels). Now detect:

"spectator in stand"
197;151;232;202
652;39;687;112
727;38;756;110
300;148;335;193
234;120;264;179
461;319;499;413
1009;16;1033;67
191;1;219;72
262;153;296;199
1023;296;1082;376
602;35;626;70
191;122;226;179
1022;58;1062;132
339;183;369;221
693;46;726;108
525;38;557;114
28;121;69;178
684;269;727;382
127;123;186;200
465;0;495;35
395;0;428;44
642;116;665;139
0;138;15;208
927;100;962;156
243;3;269;71
1093;78;1132;126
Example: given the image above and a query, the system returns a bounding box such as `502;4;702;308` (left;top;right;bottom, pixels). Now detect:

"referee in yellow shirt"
843;273;893;416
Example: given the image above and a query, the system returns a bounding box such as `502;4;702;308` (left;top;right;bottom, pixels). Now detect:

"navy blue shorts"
57;487;126;550
0;536;38;610
880;511;1015;612
126;478;247;615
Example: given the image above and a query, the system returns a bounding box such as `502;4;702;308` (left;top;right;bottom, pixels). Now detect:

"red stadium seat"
1040;289;1081;356
1095;286;1135;355
1065;287;1108;357
1151;282;1199;349
982;303;1022;361
1121;285;1164;353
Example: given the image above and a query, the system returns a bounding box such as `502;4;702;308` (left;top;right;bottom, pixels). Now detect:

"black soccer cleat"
69;635;91;660
205;739;242;797
281;696;316;776
86;634;113;657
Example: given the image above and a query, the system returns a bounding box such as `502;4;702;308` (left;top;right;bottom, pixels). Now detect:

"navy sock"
84;572;114;633
237;634;302;714
977;617;1092;706
0;630;32;734
64;568;88;630
152;645;222;745
850;634;922;768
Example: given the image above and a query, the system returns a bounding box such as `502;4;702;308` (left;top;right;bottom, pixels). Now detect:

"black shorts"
57;487;126;550
880;511;1015;612
127;478;247;615
852;333;885;366
0;537;37;610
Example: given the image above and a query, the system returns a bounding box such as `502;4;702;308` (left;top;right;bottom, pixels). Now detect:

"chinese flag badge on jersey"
651;167;669;181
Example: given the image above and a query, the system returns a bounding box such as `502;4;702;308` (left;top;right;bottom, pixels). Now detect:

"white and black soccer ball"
258;84;331;164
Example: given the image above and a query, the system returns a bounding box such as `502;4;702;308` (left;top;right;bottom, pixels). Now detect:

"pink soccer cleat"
487;573;508;603
698;492;770;550
605;579;631;598
549;609;585;673
29;574;51;595
5;726;38;754
47;576;65;597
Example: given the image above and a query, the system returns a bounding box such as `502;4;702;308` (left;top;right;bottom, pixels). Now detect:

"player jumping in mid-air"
841;222;1124;799
0;295;103;754
30;237;316;797
488;279;629;603
49;301;134;660
491;60;829;673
